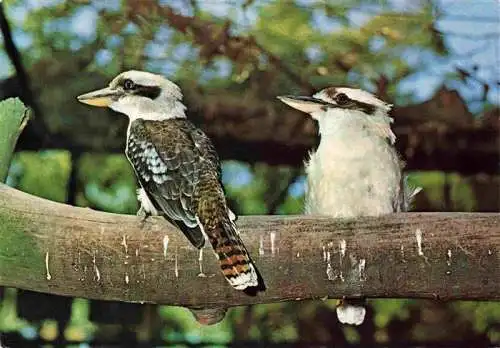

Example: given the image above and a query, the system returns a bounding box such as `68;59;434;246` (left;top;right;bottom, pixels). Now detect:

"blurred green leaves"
8;150;70;202
78;153;138;214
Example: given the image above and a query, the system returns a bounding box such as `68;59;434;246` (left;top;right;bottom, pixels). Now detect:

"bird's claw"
137;206;151;225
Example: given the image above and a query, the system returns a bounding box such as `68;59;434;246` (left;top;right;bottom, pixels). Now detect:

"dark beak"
277;95;336;114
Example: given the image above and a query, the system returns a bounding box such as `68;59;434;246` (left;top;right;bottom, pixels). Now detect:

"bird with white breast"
278;86;421;325
77;70;262;292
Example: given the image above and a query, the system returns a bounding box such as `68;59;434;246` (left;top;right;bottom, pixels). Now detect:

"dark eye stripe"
352;100;376;115
132;85;162;100
114;77;162;100
334;93;376;115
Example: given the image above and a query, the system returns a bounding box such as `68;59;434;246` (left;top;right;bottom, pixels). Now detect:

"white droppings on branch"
270;231;276;255
163;235;169;259
339;240;346;282
296;252;300;258
358;259;366;281
125;273;130;284
45;252;51;281
198;249;206;277
259;236;264;256
93;253;101;282
400;244;406;263
339;239;346;258
415;229;430;264
488;249;492;255
80;266;87;282
447;249;452;266
326;251;335;280
174;247;179;278
415;229;424;256
322;245;327;261
121;235;128;254
135;249;139;257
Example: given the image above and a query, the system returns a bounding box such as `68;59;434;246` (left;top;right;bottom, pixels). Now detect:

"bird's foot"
137;206;151;226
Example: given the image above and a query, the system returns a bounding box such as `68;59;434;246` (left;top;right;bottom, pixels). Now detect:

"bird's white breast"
305;122;401;218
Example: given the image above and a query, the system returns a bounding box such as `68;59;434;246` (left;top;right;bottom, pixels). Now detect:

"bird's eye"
123;79;135;91
335;93;349;105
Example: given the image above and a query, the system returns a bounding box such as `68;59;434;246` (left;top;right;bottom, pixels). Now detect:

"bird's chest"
304;133;401;217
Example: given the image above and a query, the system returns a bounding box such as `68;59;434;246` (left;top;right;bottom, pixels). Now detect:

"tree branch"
1;183;499;308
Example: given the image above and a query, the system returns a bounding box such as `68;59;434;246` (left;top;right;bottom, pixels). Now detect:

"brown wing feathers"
127;118;260;290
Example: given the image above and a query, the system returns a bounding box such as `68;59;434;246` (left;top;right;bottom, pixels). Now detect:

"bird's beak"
277;95;334;114
77;87;122;107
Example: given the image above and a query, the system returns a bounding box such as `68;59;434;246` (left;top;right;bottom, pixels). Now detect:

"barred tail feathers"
196;174;259;290
336;304;366;326
336;298;366;326
196;197;258;290
207;220;259;290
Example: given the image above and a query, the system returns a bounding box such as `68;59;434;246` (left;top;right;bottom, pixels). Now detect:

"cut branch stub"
188;307;228;325
0;98;29;182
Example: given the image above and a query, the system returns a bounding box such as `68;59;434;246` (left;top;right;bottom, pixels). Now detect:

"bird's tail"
336;299;366;326
401;175;422;212
198;205;259;291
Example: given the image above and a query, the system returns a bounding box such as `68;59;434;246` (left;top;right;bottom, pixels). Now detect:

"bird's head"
278;87;395;143
77;70;186;120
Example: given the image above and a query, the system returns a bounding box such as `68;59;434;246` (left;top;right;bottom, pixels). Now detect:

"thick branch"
0;98;29;181
0;184;499;307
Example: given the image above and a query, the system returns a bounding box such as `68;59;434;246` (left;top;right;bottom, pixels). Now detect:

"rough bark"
0;183;499;308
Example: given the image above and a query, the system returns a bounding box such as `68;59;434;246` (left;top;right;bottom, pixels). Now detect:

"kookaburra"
278;87;420;325
77;70;261;291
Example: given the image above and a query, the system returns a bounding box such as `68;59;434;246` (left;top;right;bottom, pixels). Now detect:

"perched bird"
77;70;261;291
278;87;420;325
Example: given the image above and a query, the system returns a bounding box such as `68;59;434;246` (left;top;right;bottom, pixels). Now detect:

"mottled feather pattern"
195;174;258;289
126;118;259;290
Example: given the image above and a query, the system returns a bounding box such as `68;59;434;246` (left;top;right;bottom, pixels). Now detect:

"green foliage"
409;171;477;211
9;151;70;202
254;2;315;55
0;288;28;332
159;306;233;344
65;299;95;341
453;301;500;342
371;299;412;328
77;154;138;214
